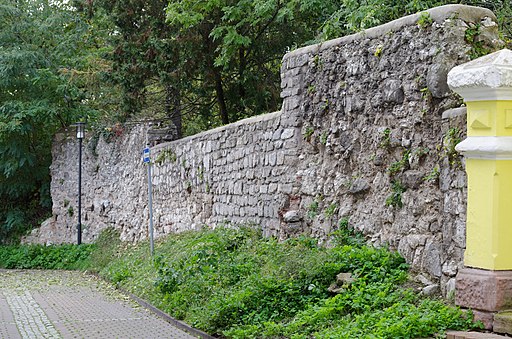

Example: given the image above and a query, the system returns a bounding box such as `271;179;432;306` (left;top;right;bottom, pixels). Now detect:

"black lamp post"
76;122;85;245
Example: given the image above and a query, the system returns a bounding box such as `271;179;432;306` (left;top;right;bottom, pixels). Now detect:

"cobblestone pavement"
0;270;197;339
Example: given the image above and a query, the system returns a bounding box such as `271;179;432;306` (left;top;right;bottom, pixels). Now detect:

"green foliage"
374;45;383;57
421;86;432;100
464;23;491;59
307;200;319;218
386;180;407;208
0;0;114;242
387;150;410;176
95;226;478;338
424;165;441;182
155;148;178;165
324;203;338;218
87;227;122;272
0;244;95;270
303;127;315;141
320;131;328;145
417;11;433;28
443;127;462;166
380;128;391;149
330;218;366;247
318;0;446;40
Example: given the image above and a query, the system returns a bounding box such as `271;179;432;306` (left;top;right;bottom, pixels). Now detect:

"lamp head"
76;122;86;139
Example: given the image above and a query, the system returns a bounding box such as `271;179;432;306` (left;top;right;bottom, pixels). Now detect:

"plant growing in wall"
420;87;432;101
155;148;177;165
374;45;383;57
423;165;440;183
320;131;328;145
443;127;462;167
324;203;338;218
312;54;323;69
307;200;319;219
303;126;315;142
387;150;410;176
464;23;492;59
417;12;433;29
379;128;391;149
385;180;406;208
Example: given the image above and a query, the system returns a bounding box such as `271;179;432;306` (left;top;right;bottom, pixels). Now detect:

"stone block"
494;311;512;335
456;268;512;312
446;331;510;339
472;310;494;330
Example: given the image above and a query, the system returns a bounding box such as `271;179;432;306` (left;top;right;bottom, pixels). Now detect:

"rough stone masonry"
26;5;500;296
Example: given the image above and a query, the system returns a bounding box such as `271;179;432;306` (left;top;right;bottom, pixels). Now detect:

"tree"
95;0;344;134
319;0;512;40
0;0;111;242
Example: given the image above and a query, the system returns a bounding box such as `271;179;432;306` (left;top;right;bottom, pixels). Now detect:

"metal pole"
78;137;82;245
147;162;154;256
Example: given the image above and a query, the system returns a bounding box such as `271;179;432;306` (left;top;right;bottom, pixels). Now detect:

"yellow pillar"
449;49;512;270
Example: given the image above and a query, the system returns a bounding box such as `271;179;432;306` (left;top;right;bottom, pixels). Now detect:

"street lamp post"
76;122;85;245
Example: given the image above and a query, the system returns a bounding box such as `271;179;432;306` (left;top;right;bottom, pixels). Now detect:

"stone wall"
27;5;500;295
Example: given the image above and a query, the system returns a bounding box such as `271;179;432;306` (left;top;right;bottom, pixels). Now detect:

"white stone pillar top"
448;49;512;101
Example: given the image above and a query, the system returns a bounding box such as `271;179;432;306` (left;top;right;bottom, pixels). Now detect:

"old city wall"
28;5;500;294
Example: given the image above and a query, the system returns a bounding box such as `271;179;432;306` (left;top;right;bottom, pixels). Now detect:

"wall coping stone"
152;110;282;151
283;4;496;60
448;49;512;101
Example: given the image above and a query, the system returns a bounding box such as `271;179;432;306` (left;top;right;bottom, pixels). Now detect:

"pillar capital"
448;49;512;101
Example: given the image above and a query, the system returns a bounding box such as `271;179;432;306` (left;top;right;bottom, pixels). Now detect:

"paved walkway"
0;270;197;338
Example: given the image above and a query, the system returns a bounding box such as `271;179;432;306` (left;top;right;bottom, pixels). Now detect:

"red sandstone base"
456;268;512;335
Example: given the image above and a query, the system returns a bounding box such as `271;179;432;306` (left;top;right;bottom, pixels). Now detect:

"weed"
303;127;314;141
443;127;462;166
420;87;431;100
67;206;74;217
197;166;204;181
312;54;323;68
330;218;365;246
386;180;406;208
307;85;316;94
324;203;338;218
322;99;329;112
307;200;319;218
155;148;177;165
374;45;383;57
320;131;328;145
464;24;491;59
423;165;440;182
417;12;433;29
387;150;410;176
413;147;429;158
88;228;122;272
99;227;480;338
380;128;391;149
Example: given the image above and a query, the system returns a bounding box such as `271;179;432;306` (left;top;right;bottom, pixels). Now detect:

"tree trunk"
214;71;229;124
165;85;182;138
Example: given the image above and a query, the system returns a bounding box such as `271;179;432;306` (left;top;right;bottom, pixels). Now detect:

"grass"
0;225;481;338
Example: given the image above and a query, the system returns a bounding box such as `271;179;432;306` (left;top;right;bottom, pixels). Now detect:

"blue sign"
143;147;150;163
